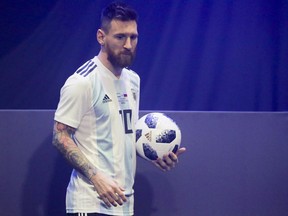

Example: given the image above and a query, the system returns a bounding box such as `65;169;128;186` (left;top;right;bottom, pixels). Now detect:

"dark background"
0;0;287;111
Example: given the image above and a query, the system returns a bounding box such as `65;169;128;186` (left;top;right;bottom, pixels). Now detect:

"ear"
97;29;105;46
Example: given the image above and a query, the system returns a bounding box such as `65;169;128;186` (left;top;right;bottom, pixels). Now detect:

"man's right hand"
90;172;127;207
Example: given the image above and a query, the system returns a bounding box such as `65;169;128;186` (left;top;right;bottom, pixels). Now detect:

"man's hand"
53;121;127;208
153;147;186;171
90;172;127;207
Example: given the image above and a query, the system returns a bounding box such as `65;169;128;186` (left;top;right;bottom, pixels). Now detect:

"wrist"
88;167;98;181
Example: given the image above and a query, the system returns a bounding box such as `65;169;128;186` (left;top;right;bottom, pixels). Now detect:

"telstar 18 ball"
135;112;181;161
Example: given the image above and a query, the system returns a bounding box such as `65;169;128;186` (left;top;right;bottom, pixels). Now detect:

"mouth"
121;51;133;56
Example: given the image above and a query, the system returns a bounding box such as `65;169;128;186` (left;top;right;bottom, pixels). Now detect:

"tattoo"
52;121;97;180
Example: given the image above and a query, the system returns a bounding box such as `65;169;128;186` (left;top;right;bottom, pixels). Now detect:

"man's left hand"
153;147;186;171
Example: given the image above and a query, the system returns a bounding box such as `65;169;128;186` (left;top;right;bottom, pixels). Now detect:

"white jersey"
54;56;140;215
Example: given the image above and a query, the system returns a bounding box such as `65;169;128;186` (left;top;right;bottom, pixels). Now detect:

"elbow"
52;135;57;148
52;133;59;149
52;129;62;151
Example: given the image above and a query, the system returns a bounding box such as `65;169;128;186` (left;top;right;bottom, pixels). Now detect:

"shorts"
67;213;110;216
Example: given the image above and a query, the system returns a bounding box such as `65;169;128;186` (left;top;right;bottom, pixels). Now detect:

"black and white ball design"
135;112;181;161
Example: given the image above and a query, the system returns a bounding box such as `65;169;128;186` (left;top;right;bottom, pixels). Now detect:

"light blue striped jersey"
54;56;140;215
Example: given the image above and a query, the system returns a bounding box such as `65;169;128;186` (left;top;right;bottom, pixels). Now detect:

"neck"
97;51;122;78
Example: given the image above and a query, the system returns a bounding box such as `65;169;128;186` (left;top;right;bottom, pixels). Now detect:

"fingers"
154;159;170;171
176;147;186;156
92;172;127;208
110;190;127;206
99;189;127;207
117;188;127;203
155;147;186;171
155;154;175;171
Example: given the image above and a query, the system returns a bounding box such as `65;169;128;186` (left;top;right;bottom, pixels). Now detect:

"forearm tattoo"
52;121;97;180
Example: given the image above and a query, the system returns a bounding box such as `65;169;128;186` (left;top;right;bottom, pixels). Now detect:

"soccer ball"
135;112;181;161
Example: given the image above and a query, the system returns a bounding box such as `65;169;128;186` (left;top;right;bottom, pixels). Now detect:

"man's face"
103;20;138;69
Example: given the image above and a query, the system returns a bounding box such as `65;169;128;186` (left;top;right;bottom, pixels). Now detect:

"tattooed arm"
52;121;97;179
52;121;127;207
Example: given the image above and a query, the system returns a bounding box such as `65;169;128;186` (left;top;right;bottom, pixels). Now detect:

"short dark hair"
101;2;138;33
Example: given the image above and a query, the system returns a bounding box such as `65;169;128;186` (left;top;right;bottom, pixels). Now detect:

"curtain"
0;0;287;111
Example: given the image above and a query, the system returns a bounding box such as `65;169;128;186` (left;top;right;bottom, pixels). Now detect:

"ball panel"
136;129;142;142
143;143;158;160
135;112;181;161
155;129;176;143
144;113;159;128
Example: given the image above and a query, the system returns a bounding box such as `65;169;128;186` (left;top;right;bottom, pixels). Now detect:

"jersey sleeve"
54;74;91;129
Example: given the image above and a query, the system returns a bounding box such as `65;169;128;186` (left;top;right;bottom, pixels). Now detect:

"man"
53;2;185;216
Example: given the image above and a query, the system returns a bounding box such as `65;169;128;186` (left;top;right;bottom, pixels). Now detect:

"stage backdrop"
0;0;288;111
0;110;288;216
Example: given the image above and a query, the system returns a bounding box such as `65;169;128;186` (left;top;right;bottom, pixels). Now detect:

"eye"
115;34;125;40
130;35;138;40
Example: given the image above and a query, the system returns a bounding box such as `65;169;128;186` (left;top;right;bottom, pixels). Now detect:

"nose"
123;37;132;50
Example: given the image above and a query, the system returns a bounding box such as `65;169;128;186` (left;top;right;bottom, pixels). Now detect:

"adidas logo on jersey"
102;94;112;103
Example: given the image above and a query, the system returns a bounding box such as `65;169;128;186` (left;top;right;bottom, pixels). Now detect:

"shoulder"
65;58;100;89
124;68;140;85
124;68;139;78
61;59;100;98
74;58;98;78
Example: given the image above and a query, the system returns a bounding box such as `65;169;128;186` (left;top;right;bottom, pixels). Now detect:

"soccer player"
52;2;185;216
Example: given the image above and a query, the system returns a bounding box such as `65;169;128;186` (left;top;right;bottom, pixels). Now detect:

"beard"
106;44;136;69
